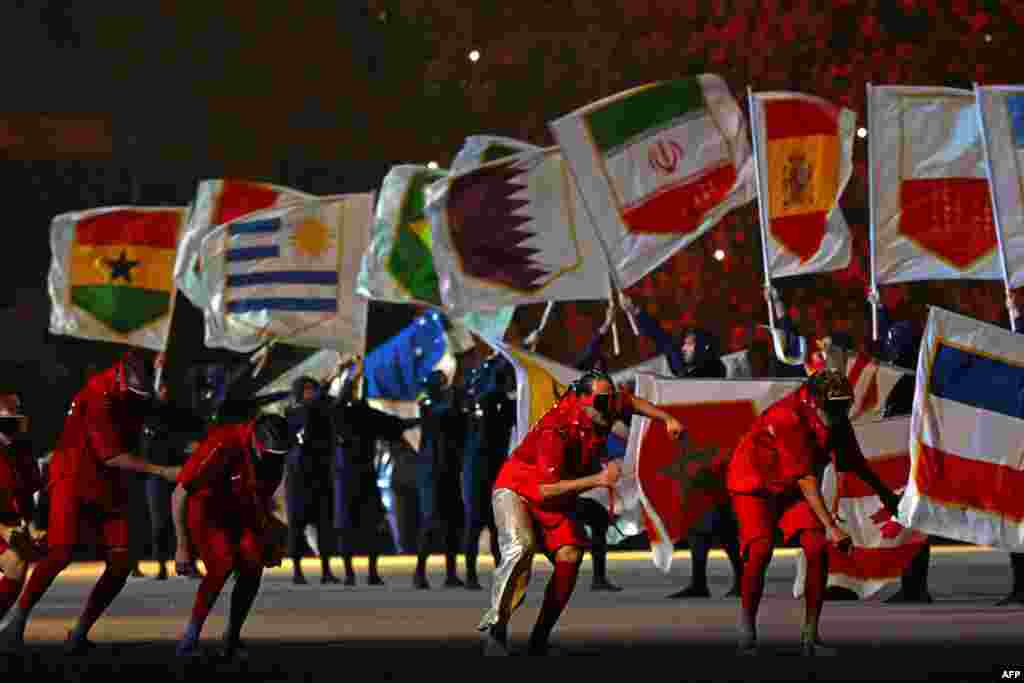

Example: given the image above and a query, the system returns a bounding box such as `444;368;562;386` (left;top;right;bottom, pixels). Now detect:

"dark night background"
1;0;1020;452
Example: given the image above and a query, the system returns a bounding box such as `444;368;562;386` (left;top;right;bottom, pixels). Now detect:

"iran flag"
869;85;999;283
550;74;754;287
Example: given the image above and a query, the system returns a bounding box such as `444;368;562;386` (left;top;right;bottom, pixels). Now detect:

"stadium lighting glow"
469;49;481;62
857;127;868;139
427;161;439;169
713;249;725;261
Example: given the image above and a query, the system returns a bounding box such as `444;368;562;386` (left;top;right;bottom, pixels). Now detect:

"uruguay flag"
899;306;1024;549
201;194;373;353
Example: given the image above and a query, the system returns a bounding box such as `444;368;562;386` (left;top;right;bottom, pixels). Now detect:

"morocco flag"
551;74;754;287
869;85;999;283
629;374;801;571
49;206;187;350
750;92;854;276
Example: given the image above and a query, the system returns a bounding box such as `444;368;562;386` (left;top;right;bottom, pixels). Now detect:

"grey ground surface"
1;547;1022;681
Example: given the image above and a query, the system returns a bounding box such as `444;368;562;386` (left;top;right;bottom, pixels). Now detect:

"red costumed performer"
172;413;292;659
0;353;179;654
478;370;683;655
0;394;43;621
726;369;901;655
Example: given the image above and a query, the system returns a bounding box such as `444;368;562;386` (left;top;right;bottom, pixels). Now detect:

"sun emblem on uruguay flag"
288;213;336;262
782;151;813;209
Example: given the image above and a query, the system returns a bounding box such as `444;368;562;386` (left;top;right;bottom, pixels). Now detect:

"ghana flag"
49;206;187;350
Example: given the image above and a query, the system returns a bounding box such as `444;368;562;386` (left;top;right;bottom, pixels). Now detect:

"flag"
174;179;313;309
976;85;1024;288
869;86;999;283
793;416;926;599
48;206;187;351
200;194;372;353
450;135;540;173
426;145;613;310
629;374;801;571
356;164;515;341
363;311;457;452
550;74;755;287
898;306;1024;549
750;92;854;276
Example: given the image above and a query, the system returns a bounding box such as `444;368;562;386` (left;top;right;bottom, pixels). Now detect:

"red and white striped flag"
794;416;925;598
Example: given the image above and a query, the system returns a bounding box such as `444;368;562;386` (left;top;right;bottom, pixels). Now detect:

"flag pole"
867;82;882;341
553;139;641;338
747;86;776;332
975;82;1018;332
608;297;621;356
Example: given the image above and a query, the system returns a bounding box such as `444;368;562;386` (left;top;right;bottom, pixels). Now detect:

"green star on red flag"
659;443;724;500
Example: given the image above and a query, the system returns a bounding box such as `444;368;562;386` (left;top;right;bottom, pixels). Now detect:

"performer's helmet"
571;369;616;416
253;413;293;454
806;369;854;419
118;353;153;398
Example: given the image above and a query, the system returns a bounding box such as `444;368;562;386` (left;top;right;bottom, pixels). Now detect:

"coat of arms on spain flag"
49;206;187;351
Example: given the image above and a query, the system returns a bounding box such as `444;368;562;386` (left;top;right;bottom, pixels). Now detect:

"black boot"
291;557;307;585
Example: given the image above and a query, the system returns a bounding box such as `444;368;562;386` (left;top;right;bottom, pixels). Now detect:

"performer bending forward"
726;369;901;655
173;414;292;659
478;370;682;655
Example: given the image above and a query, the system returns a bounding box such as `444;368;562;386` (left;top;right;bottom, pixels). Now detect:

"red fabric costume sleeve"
178;438;230;492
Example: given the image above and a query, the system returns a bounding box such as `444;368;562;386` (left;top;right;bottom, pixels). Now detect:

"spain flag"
751;92;854;277
50;206;187;350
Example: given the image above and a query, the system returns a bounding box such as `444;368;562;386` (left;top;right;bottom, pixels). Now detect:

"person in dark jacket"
413;370;465;589
461;353;515;591
620;295;742;599
333;358;420;585
284;376;339;585
140;381;205;581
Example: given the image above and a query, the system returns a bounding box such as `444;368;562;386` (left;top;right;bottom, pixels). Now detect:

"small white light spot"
985;34;993;43
469;49;481;62
713;249;725;261
857;127;868;139
427;161;439;170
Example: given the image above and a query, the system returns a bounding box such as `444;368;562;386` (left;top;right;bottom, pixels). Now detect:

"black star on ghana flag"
659;444;724;499
104;250;140;283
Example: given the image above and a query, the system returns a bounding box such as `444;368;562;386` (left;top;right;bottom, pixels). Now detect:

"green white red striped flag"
550;74;754;287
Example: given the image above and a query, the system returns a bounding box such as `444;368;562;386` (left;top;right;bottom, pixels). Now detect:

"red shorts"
46;480;130;549
730;492;821;556
186;497;265;572
527;505;588;554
